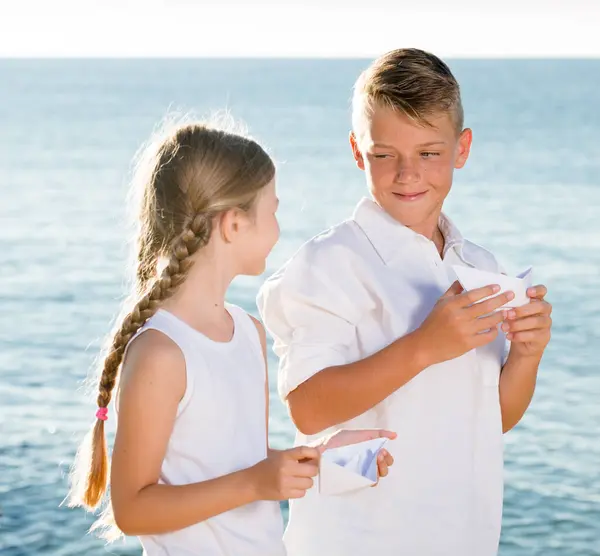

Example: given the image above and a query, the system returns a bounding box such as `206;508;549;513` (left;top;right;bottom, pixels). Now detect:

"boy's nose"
394;162;421;184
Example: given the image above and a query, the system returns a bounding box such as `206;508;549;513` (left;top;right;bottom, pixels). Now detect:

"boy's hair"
352;48;464;135
68;120;274;529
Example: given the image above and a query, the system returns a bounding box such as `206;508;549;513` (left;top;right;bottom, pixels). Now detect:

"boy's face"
350;105;472;235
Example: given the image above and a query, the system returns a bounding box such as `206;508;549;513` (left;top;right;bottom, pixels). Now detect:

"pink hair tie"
96;407;109;421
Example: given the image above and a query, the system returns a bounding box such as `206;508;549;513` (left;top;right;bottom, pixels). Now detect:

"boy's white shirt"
257;198;509;556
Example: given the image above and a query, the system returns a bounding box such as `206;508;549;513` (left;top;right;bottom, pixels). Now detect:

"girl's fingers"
293;461;320;478
289;489;308;499
291;476;314;491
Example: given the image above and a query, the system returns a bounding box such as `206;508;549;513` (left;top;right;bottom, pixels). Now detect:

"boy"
257;49;552;556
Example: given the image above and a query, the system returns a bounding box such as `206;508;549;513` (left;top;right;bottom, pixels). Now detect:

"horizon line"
2;54;600;60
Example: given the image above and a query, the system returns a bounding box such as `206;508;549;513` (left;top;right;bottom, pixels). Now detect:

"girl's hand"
249;446;320;501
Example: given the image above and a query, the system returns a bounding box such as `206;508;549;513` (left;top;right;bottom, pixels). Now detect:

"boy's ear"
349;131;365;171
454;128;473;169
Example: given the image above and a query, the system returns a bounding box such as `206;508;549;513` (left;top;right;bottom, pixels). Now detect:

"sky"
0;0;598;58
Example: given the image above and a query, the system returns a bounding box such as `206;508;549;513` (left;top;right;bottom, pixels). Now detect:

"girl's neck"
159;253;235;329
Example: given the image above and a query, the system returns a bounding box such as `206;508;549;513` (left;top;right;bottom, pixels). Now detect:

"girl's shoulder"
226;303;265;344
118;328;187;412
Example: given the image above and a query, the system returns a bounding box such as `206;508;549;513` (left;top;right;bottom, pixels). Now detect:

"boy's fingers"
472;326;499;347
507;330;549;343
502;315;551;333
458;284;501;307
472;311;505;332
441;281;464;298
466;291;514;317
527;285;547;299
506;300;552;320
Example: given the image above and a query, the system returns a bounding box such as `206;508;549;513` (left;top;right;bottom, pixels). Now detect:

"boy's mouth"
392;191;427;202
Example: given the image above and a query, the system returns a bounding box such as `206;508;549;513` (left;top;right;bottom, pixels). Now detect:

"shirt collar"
352;197;467;265
439;212;465;257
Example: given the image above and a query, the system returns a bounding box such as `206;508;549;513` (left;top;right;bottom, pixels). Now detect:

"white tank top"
124;304;285;556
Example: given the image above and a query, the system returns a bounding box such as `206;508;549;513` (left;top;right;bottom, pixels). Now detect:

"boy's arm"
499;285;552;432
260;264;513;436
287;332;427;435
498;353;541;433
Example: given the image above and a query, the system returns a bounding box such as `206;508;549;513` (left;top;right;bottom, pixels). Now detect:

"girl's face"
231;178;280;276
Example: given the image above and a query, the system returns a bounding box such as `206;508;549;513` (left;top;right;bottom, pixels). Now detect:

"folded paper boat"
452;265;533;309
319;437;389;496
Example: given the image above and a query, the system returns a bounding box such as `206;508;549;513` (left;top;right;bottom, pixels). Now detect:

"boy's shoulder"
284;218;362;270
261;218;366;297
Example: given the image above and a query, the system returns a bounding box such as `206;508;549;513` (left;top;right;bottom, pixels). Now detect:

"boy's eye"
373;154;391;159
421;152;440;158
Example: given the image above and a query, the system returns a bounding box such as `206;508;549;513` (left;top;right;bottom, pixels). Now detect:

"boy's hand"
415;281;513;367
503;285;552;361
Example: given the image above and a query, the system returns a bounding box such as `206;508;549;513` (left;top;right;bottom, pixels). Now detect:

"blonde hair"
68;120;274;518
352;48;464;135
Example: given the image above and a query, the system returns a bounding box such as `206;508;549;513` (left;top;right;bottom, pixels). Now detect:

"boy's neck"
406;218;445;257
432;226;446;257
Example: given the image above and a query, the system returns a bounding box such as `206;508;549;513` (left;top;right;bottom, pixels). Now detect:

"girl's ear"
218;209;248;244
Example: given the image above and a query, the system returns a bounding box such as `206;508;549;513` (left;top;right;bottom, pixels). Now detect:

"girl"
69;121;395;555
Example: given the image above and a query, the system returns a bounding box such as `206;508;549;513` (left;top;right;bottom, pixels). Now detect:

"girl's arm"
249;315;272;454
110;330;318;536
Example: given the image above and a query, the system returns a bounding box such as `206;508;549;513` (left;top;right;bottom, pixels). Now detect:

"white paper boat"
452;265;533;309
319;437;389;496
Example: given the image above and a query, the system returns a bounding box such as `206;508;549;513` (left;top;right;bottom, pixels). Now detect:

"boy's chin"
381;200;434;227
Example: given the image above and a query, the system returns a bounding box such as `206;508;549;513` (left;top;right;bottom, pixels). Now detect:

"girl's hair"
68;120;275;514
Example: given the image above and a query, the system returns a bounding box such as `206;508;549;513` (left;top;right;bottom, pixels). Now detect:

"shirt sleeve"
257;247;363;401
